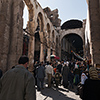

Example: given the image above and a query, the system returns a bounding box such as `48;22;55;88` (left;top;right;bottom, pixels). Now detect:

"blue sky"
23;0;88;28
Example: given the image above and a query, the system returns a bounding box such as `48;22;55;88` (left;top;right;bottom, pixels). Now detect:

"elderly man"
0;55;36;100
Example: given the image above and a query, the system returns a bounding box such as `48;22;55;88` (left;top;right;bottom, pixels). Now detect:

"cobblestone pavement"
36;85;82;100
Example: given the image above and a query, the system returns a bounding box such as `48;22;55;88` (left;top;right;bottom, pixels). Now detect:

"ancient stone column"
28;36;35;71
0;0;24;72
7;0;24;69
40;43;44;62
47;48;51;62
88;0;100;65
0;0;11;72
59;44;61;60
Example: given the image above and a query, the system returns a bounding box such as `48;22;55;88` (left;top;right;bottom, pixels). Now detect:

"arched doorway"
47;23;51;46
34;12;44;62
61;33;83;61
34;18;41;62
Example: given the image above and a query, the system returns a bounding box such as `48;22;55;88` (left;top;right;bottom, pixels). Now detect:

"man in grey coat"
0;55;36;100
36;62;45;91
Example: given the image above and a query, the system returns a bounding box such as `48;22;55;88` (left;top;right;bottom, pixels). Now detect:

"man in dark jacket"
62;62;69;88
0;55;36;100
36;62;45;91
57;61;62;73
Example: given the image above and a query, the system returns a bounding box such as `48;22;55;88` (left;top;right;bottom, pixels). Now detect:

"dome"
61;19;83;30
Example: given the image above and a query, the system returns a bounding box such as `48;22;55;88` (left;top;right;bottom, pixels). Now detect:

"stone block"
13;5;23;16
13;0;22;8
0;23;6;37
7;53;17;69
16;33;23;55
6;4;12;25
93;53;100;64
0;54;8;72
0;14;6;22
2;25;10;54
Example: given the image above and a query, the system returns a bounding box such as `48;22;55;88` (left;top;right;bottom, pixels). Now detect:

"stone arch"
61;33;84;60
34;30;41;62
37;12;44;32
22;0;35;55
24;0;34;22
23;0;36;35
60;28;84;43
34;12;45;62
22;0;37;71
0;0;58;71
0;0;36;72
36;12;44;43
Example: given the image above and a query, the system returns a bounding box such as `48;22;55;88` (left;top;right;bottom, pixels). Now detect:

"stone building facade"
85;0;100;66
59;20;85;61
0;0;100;72
0;0;61;72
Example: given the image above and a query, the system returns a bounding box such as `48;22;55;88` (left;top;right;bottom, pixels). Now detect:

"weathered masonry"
85;0;100;66
0;0;100;72
0;0;61;72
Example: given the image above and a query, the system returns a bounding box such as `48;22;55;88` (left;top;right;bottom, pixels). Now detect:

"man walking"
0;55;36;100
36;62;45;91
45;62;54;88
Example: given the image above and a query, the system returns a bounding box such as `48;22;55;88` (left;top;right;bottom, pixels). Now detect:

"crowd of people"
33;60;90;90
0;55;100;100
33;59;100;100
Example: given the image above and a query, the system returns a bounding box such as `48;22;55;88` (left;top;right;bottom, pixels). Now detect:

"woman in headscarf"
82;67;100;100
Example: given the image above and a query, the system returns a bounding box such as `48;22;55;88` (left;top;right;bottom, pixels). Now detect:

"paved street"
36;85;82;100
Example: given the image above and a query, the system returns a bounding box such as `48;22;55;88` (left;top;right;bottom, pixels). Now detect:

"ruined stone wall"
43;7;61;27
87;0;100;65
0;0;60;72
60;28;84;42
0;0;24;72
0;0;12;71
82;20;86;58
